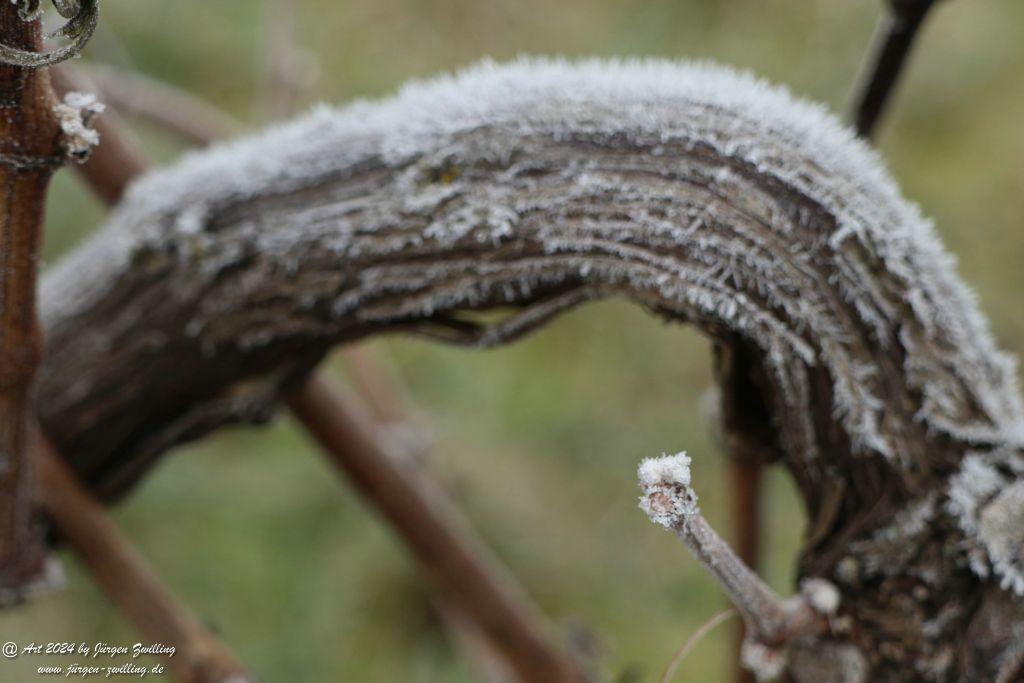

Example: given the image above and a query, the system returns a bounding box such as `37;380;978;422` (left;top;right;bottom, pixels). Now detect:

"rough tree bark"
34;60;1024;681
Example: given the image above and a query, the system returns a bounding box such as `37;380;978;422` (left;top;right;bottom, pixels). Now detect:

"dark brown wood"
288;376;589;683
0;2;58;600
33;428;256;683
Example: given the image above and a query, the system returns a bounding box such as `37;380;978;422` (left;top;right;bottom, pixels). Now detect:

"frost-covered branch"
34;58;1024;680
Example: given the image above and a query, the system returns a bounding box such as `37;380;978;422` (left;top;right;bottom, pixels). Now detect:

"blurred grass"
2;1;1022;681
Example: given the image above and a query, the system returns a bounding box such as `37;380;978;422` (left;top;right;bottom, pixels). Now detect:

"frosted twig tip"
638;452;699;528
55;91;104;163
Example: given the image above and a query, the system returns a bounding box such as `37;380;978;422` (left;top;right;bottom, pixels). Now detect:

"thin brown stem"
32;429;256;683
0;3;58;600
713;341;773;683
288;374;588;683
728;458;762;683
850;0;941;138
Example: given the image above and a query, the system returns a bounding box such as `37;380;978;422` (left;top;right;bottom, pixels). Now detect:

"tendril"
0;0;98;68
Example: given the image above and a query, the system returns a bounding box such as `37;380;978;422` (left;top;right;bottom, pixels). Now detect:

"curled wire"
0;0;99;68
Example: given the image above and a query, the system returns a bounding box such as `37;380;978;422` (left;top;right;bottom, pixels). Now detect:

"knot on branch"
1;0;98;68
54;90;102;162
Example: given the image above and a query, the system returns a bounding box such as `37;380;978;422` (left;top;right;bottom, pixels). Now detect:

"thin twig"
849;0;941;138
638;453;838;681
661;608;738;683
32;429;256;683
288;375;588;683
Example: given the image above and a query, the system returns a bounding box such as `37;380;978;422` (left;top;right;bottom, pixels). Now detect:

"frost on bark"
36;59;1024;681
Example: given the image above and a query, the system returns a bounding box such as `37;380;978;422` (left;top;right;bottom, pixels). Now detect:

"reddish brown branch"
0;3;58;600
33;429;255;683
727;458;762;683
713;342;773;683
288;375;588;683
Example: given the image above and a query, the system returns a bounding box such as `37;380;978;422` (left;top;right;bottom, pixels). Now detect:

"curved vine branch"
36;59;1024;680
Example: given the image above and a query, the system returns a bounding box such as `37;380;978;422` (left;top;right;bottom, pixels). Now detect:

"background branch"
289;376;588;683
33;429;256;683
850;0;941;138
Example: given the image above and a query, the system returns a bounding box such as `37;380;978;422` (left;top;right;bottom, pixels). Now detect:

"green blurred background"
2;1;1022;681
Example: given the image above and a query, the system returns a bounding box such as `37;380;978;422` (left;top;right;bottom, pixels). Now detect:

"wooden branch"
288;376;588;683
33;60;1024;679
850;0;941;138
0;2;60;600
32;429;256;683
